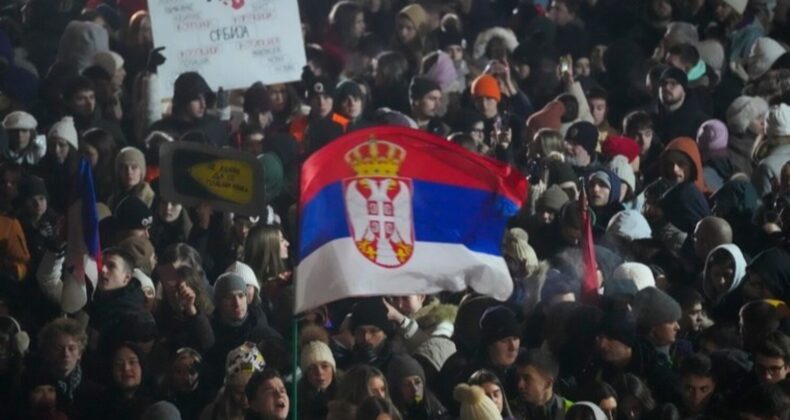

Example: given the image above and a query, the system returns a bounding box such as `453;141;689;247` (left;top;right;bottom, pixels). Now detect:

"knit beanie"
94;51;124;77
2;111;37;130
541;269;580;302
632;287;682;330
423;50;458;92
351;298;393;337
747;37;786;80
300;340;336;372
502;228;538;270
409;76;441;103
696;119;729;156
606;210;652;242
664;22;699;48
335;79;364;103
722;0;747;14
118;236;156;276
243;82;271;115
116;147;147;180
479;306;521;348
387;354;426;397
306;75;336;99
601;136;640;162
727;96;769;134
214;273;247;305
48;116;78;150
566;121;599;157
471;74;501;102
536;185;570;213
527;101;565;133
226;261;259;293
603;277;639;297
607;155;635;194
399;4;429;35
114;196;153;231
659;66;689;91
17;175;48;201
612;262;656;291
696;39;725;74
547;160;577;185
767;103;790;138
598;304;637;347
589;170;613;190
141;401;182;420
225;342;265;380
437;25;465;50
454;384;503;420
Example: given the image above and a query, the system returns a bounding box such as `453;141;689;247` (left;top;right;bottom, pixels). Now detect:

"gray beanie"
536;185;570;213
141;401;182;420
632;287;682;330
214;273;247;304
726;96;769;134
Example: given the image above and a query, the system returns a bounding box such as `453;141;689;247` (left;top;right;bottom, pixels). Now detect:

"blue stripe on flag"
299;180;519;261
79;160;101;256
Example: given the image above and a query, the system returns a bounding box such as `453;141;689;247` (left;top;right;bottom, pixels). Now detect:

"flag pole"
579;177;599;304
291;316;298;420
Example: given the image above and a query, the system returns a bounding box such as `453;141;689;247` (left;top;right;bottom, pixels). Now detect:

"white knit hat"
606;155;635;194
606;210;652;242
2;111;37;130
94;50;125;76
300;340;336;372
722;0;747;14
47;116;78;150
696;39;725;74
746;37;786;80
116;147;147;179
454;384;503;420
612;262;655;291
226;261;259;292
767;103;790;138
727;95;769;134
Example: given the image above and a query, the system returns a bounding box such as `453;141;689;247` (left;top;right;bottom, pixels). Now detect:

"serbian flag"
295;127;527;313
579;185;599;304
62;159;101;313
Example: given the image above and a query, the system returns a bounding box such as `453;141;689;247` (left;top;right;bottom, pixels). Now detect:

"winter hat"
589;170;613;190
226;261;259;293
536;185;570;212
547;160;578;185
48;116;78;150
213;273;247;305
116;147;147;179
258;153;284;200
664;22;699;48
603;277;639;297
172;72;214;111
607;155;635;194
374;107;418;129
141;401;182;420
470;74;501;102
424;50;458;92
479;306;521;348
766;103;790;138
659;66;689;91
306;74;336;99
612;263;656;291
472;27;519;61
118;236;156;276
225;342;266;379
598;304;637;347
747;37;786;80
727;96;769;134
541;269;580;302
2;111;37;130
114;196;153;231
398;4;429;36
454;384;503;420
722;0;747;14
17;175;48;201
56;21;110;72
334;79;364;103
351;298;393;337
696;39;725;74
589;170;622;205
437;25;465;50
387;354;426;397
94;51;124;77
606;210;651;242
502;228;539;273
569;402;608;420
243;82;271;115
409;76;441;103
566;121;599;157
697;119;729;156
602;136;640;162
632;287;682;329
300;340;336;372
527;101;565;133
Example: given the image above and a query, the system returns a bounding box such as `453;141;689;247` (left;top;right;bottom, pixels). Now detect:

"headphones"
1;316;30;355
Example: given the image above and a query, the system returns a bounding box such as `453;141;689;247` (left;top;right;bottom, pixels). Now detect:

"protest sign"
159;142;266;216
148;0;306;93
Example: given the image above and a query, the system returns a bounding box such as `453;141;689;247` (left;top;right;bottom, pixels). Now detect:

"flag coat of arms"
296;127;527;313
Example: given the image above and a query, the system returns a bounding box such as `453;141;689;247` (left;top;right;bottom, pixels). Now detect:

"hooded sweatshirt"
658;182;710;235
55;21;109;72
747;247;790;301
703;244;747;303
661;137;709;194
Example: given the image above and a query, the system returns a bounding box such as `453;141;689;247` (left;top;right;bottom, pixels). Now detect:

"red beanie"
471;75;501;102
527;101;565;133
602;135;641;162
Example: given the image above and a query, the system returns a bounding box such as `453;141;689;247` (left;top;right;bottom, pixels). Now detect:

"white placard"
148;0;306;94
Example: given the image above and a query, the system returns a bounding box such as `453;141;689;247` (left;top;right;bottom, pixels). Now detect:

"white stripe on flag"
295;238;513;313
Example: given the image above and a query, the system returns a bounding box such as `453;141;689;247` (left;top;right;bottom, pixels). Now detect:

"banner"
148;0;306;93
159;142;266;216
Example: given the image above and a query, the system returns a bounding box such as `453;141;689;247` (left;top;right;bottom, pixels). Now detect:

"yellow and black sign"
159;142;265;216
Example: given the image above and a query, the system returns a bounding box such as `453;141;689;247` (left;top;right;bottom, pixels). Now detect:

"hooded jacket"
703;244;747;304
658;181;710;235
747;247;790;301
662;137;709;193
711;180;760;254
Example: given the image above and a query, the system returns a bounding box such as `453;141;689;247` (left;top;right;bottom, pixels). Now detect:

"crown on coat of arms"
345;139;405;177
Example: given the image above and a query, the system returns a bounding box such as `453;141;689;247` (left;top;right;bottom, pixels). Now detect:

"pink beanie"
696;119;729;157
423;50;458;92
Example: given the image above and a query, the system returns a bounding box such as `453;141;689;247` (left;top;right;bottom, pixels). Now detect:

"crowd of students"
1;0;790;419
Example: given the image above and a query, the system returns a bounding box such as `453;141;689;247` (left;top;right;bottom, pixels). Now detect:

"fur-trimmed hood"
473;27;519;60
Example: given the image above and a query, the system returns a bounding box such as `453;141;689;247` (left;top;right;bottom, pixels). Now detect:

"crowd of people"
1;0;790;419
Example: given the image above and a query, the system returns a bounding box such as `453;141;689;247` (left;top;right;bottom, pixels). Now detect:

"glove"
146;46;167;73
216;87;229;109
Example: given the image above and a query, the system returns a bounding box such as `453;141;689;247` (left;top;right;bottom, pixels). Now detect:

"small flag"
579;181;599;304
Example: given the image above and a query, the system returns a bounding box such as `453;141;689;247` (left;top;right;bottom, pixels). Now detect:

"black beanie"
598;304;637;347
172;72;214;111
479;306;521;348
659;66;689;92
437;26;465;50
351;298;393;337
243;82;271;115
334;80;364;103
306;75;336;99
17;175;48;201
114;196;153;231
566;121;599;158
409;76;441;103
